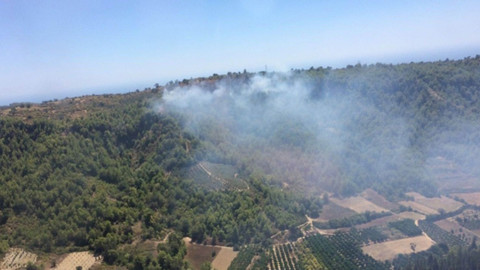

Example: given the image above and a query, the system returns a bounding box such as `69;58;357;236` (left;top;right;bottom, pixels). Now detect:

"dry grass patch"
211;247;238;270
183;238;222;270
355;214;406;230
361;189;399;210
0;248;37;270
55;252;99;270
317;202;357;221
397;211;426;220
362;235;434;261
331;196;389;214
406;192;463;212
451;192;480;206
399;201;438;215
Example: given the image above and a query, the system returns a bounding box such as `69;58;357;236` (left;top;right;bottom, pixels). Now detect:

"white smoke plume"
154;71;425;196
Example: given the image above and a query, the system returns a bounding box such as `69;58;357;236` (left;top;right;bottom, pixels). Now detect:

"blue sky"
1;0;480;105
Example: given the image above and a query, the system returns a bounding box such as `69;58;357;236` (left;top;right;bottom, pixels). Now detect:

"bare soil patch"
211;247;238;270
183;238;235;270
184;241;220;270
362;235;434;261
0;248;37;270
361;189;399;210
397;211;426;220
316;202;357;221
405;192;463;212
399;201;438;215
55;252;98;270
331;196;389;214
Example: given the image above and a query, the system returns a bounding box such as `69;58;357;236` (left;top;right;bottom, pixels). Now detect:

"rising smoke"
154;71;425;197
154;67;480;197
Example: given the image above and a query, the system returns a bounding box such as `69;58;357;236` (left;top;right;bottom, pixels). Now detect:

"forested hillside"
0;93;317;269
162;56;480;200
1;56;480;269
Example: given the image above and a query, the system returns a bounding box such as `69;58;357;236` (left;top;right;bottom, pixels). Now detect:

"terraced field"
0;248;37;270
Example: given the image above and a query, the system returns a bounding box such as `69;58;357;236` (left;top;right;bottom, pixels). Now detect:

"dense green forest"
1;56;480;269
0;93;317;268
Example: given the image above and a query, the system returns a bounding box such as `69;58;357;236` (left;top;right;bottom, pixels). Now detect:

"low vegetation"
388;219;422;237
418;220;467;247
362;235;435;261
314;211;392;229
303;232;387;269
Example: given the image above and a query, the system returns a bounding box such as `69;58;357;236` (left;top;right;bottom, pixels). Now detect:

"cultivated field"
405;192;463;212
451;192;480;206
452;208;480;235
183;238;237;270
435;217;480;243
183;238;220;270
55;252;98;270
330;196;389;214
355;214;405;230
211;247;238;270
397;211;426;220
361;189;399;210
0;248;37;270
316;202;357;221
362;235;434;261
269;243;300;270
399;201;438;215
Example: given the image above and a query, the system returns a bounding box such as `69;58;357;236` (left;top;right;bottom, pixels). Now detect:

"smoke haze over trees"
1;56;480;269
159;56;480;199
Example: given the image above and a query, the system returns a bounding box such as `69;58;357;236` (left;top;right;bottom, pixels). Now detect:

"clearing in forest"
0;248;37;270
362;235;434;261
183;239;221;270
55;252;98;270
187;162;248;191
330;196;389;214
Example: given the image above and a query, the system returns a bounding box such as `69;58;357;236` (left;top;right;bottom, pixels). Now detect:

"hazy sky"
1;0;480;105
